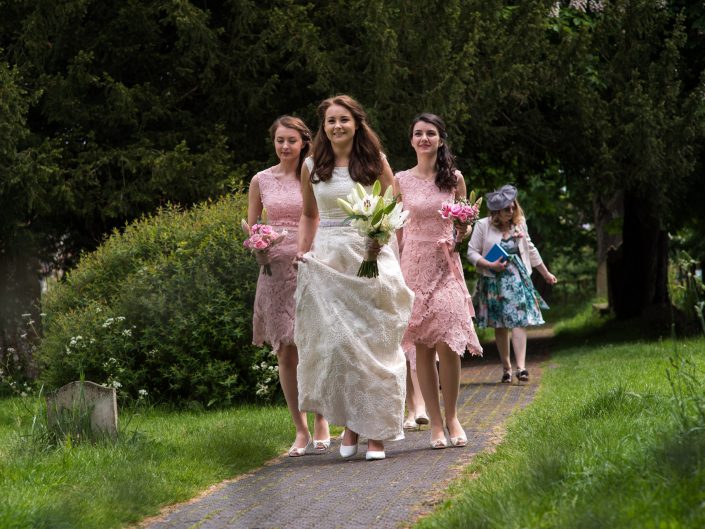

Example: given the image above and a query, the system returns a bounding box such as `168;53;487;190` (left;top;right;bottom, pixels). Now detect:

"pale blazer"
467;217;543;278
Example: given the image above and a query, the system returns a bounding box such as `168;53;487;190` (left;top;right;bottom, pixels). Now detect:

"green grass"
415;329;705;528
0;400;301;529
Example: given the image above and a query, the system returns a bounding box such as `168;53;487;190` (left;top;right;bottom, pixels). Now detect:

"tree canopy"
1;0;704;333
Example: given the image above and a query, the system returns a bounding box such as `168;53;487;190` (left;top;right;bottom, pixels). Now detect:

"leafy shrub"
670;251;705;332
38;193;262;406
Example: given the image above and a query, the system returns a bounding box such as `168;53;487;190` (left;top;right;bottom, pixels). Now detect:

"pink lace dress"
396;170;483;368
252;167;301;353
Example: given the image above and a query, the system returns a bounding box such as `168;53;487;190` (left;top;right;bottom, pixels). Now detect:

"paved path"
141;351;546;529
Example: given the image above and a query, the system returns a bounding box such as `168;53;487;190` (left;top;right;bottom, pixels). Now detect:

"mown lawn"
0;400;298;529
415;309;705;529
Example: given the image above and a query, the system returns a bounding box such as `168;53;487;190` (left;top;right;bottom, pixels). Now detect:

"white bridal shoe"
339;429;358;458
365;450;386;461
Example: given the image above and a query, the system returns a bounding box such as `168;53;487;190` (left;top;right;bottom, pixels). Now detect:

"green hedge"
38;194;264;406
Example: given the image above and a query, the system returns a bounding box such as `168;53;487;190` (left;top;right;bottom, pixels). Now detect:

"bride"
294;95;414;461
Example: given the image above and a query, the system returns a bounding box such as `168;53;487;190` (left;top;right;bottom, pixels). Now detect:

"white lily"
386;202;409;231
336;179;409;278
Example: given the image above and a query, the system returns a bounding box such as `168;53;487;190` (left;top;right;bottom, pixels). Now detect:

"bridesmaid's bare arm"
454;170;467;201
247;174;264;230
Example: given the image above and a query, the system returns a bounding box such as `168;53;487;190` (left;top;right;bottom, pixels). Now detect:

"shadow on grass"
553;314;680;354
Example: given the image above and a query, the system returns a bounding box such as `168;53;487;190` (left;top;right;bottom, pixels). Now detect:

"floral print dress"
473;235;548;328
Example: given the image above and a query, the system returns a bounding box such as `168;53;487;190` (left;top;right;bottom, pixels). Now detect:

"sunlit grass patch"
415;335;705;529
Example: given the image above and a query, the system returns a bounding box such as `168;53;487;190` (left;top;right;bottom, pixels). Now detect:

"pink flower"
245;233;267;249
439;203;453;219
253;239;268;249
450;204;463;216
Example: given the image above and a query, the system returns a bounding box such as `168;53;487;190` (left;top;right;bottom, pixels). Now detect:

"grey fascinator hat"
486;184;518;211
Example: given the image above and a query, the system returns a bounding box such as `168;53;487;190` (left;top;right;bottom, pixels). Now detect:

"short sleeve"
303;156;314;173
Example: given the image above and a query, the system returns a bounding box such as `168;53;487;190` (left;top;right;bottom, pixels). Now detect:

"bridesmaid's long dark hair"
269;115;312;180
410;113;458;192
311;95;384;186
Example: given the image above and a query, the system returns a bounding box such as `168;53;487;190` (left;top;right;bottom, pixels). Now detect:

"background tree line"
2;0;704;368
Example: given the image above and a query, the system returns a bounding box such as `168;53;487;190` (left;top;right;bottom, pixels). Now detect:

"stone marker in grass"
46;381;118;439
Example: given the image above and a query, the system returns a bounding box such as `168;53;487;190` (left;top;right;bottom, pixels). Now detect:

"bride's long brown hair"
311;95;384;186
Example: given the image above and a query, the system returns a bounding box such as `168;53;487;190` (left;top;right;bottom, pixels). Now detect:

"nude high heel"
313;438;331;454
288;436;311;457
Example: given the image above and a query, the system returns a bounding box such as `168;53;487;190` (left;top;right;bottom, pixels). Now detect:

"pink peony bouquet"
241;219;287;276
439;191;482;252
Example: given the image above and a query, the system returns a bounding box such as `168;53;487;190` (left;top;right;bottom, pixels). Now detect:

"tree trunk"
612;190;669;319
0;250;42;378
593;191;623;299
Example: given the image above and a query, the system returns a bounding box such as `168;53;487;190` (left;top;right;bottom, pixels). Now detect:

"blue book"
485;243;509;263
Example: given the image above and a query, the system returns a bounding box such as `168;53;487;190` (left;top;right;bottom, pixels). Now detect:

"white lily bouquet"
337;180;409;278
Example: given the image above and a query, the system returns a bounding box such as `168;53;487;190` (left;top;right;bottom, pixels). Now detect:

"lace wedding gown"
295;158;414;441
251;168;301;353
395;170;482;368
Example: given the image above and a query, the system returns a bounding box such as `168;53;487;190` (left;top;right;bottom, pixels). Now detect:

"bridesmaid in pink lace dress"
396;113;482;449
248;116;329;457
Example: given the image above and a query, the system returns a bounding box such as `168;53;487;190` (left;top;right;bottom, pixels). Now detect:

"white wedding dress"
295;158;414;441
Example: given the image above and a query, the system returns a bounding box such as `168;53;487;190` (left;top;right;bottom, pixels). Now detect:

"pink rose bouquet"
439;190;483;252
241;219;287;276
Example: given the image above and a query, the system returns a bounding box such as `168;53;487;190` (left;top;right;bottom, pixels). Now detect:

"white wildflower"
569;0;587;12
588;0;604;13
121;329;132;337
549;2;560;18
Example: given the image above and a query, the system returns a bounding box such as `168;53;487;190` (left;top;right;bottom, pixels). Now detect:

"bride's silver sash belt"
318;219;351;228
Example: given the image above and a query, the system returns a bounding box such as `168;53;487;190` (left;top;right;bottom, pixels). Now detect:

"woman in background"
467;184;557;383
